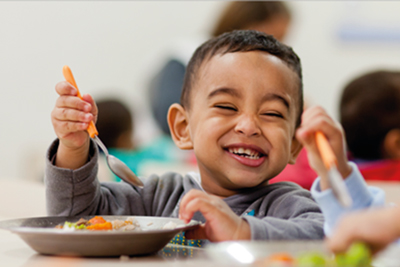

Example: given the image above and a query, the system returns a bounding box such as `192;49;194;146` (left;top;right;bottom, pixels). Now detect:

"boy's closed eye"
262;112;284;118
214;104;238;111
214;104;285;119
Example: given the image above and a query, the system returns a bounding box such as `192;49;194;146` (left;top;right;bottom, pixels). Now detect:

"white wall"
0;1;399;180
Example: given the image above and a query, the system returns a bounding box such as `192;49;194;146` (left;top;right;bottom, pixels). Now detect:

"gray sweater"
45;139;324;240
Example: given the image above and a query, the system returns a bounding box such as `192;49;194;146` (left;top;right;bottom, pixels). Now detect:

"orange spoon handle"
62;65;98;138
315;131;337;169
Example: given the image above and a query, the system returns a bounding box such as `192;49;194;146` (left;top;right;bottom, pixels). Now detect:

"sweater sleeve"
243;185;325;240
310;162;386;235
45;139;185;217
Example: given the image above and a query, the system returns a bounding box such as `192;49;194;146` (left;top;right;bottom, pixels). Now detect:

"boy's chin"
224;174;271;189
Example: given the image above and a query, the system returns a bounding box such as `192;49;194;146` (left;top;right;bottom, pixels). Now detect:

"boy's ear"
383;129;400;159
288;135;303;164
167;103;193;150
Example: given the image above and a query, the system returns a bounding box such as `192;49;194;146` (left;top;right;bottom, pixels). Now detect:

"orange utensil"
315;131;352;207
62;65;144;188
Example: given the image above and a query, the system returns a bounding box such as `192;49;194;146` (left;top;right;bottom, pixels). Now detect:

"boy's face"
177;51;301;196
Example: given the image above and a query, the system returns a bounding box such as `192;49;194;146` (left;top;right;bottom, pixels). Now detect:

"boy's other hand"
51;81;98;169
179;189;251;242
295;106;351;190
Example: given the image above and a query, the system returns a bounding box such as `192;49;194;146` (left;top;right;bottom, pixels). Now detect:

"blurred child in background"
339;70;400;181
96;99;134;150
320;70;400;256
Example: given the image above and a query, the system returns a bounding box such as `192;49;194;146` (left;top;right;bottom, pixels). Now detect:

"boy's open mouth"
223;144;267;167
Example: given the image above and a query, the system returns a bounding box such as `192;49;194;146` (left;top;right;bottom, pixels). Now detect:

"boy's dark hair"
96;99;133;148
181;30;303;127
340;70;400;160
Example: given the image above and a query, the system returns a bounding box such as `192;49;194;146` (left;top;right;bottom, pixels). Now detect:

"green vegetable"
335;242;372;267
75;224;86;230
297;252;327;267
294;242;372;267
63;221;86;230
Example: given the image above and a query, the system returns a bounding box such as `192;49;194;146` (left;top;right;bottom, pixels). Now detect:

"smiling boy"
173;51;301;196
46;30;355;241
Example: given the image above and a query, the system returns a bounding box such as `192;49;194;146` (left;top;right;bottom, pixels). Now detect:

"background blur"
1;1;400;181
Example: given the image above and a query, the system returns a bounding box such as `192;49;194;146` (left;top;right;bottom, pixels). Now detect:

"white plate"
0;215;200;257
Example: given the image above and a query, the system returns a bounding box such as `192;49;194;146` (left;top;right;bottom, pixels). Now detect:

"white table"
1;179;400;266
0;230;214;267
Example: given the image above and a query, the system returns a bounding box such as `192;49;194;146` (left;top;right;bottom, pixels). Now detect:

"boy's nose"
234;114;261;137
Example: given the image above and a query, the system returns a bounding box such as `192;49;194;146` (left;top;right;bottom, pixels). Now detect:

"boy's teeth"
228;147;261;159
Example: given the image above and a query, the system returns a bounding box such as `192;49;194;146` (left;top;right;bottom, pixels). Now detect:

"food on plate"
162;221;179;230
254;252;295;266
55;216;185;232
55;216;141;231
88;216;107;225
86;222;113;231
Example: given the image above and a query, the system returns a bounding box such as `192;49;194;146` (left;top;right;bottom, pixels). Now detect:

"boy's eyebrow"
208;87;290;110
207;87;241;99
261;93;290;110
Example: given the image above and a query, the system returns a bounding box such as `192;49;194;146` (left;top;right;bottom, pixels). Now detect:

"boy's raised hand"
51;81;97;169
295;106;352;190
179;189;251;242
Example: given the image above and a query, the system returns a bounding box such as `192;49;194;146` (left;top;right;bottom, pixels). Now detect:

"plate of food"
0;215;200;257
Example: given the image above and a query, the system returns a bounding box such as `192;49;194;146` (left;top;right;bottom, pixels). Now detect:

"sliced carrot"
88;216;107;225
86;222;112;230
267;253;295;263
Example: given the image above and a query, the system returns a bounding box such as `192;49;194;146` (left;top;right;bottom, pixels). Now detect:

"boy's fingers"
326;214;360;253
180;196;214;223
179;190;208;212
296;128;321;159
185;224;208;240
297;108;345;160
56;96;92;112
82;94;98;118
55;81;77;96
52;107;93;123
326;226;354;253
301;106;337;134
299;117;338;138
296;127;314;146
302;106;331;121
326;239;348;254
180;190;222;224
300;107;344;144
